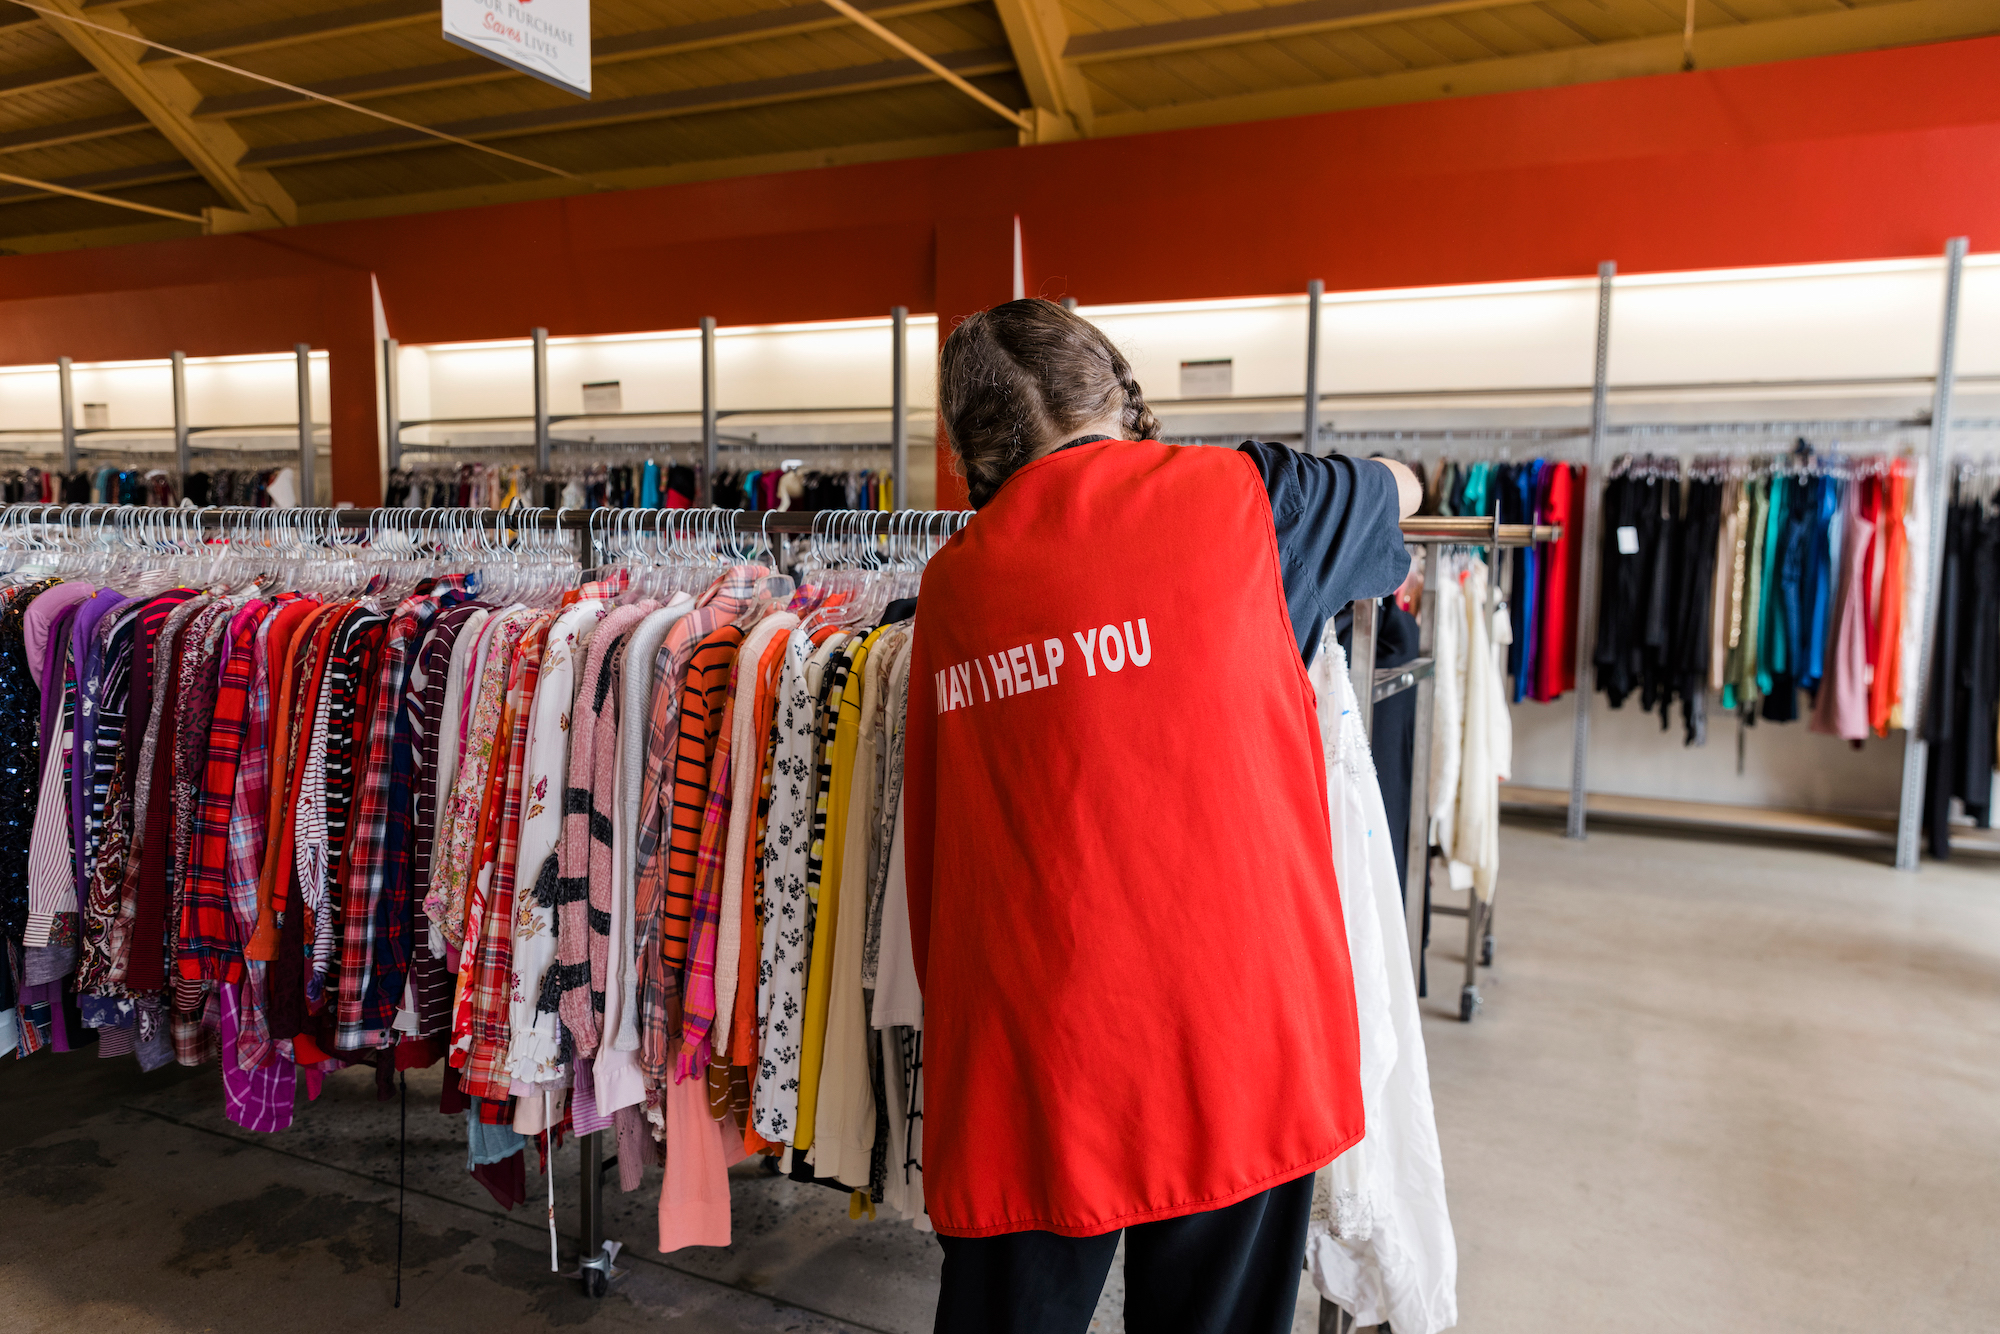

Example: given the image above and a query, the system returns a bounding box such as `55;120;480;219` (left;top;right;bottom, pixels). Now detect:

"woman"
903;299;1420;1334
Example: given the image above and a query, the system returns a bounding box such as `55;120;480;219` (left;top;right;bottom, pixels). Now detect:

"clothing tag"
1616;526;1639;555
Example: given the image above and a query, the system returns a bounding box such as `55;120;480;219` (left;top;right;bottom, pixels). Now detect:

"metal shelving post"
1304;278;1324;455
532;327;550;473
58;355;75;472
171;351;189;490
1895;236;1969;871
1404;542;1440;987
294;343;315;504
891;306;908;509
1566;261;1615;840
382;338;401;476
700;316;719;498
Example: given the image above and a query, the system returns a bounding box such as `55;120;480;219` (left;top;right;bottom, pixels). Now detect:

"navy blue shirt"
1237;440;1411;665
1052;437;1410;664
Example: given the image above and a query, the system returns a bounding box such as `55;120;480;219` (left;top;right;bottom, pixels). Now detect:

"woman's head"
939;298;1162;507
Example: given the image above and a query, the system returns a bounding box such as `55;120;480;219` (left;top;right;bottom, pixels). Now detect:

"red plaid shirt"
178;599;269;984
336;578;468;1049
454;612;552;1100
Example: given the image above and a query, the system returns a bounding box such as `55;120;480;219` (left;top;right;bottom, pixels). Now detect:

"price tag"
1616;526;1639;555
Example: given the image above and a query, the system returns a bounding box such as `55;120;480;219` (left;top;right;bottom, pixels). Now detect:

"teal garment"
1756;475;1789;695
1462;462;1491;518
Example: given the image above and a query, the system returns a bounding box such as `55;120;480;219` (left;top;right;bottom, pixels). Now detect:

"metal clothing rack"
382;315;918;508
1298;239;1978;875
1;345;322;499
1346;516;1558;1028
1545;240;1972;871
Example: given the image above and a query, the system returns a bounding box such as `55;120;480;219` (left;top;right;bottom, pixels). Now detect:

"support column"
932;215;1019;510
700;316;718;501
295;342;315;505
1304;278;1323;455
1895;236;1968;871
533;326;550;474
382;338;401;475
325;269;383;506
58;355;75;473
171;351;188;490
891;305;908;510
1566;261;1615;840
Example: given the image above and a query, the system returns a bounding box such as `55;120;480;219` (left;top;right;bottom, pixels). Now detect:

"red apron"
903;438;1364;1238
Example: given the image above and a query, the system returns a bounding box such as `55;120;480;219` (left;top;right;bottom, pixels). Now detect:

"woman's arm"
1376;457;1422;519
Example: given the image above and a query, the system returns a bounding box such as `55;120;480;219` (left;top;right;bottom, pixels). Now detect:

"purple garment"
570;1056;614;1135
70;590;131;913
23;582;92;692
217;981;296;1132
37;605;77;752
17;981;73;1052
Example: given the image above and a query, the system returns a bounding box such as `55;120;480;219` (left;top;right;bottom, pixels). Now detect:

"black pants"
932;1171;1315;1334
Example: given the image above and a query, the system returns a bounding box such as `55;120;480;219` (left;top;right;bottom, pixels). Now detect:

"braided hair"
939;299;1162;508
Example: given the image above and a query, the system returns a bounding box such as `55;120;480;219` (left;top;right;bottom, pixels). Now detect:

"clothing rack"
1346;515;1556;1033
1548;241;1971;870
383;315;919;508
3;345;321;497
1297;239;1978;873
7;498;1547;1310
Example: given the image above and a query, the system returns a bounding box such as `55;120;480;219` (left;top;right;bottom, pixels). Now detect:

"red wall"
4;35;1998;504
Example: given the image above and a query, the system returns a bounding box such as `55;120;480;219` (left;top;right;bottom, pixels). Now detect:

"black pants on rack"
932;1171;1316;1334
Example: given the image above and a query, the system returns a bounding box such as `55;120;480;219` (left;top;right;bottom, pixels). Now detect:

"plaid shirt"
317;604;388;1011
367;577;473;1043
675;624;748;1079
337;577;469;1049
177;600;267;984
455;612;551;1100
407;602;486;1037
564;568;630;606
225;594;311;1072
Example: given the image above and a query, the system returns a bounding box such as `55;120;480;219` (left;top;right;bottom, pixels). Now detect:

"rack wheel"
1458;985;1479;1022
1481;934;1494;967
582;1268;609;1299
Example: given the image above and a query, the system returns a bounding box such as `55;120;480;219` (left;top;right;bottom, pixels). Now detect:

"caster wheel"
1458;986;1479;1022
1481;935;1495;967
582;1269;608;1299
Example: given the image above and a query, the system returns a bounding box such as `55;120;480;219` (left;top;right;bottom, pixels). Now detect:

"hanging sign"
442;0;592;100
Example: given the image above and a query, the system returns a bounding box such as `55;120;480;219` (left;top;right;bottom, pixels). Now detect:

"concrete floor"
2;820;1996;1332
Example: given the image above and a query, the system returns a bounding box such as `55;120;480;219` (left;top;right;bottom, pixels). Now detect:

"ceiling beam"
0;107;149;155
136;0;433;66
992;0;1093;139
191;0;978;121
1064;0;1511;64
0;56;100;99
0;157;196;206
1087;0;2000;135
34;0;295;225
238;47;1017;170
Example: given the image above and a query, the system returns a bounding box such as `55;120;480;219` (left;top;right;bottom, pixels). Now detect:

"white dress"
1306;631;1459;1334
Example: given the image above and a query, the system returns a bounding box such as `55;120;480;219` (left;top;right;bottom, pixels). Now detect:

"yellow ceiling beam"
34;0;295;228
993;0;1095;141
1088;0;2000;139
